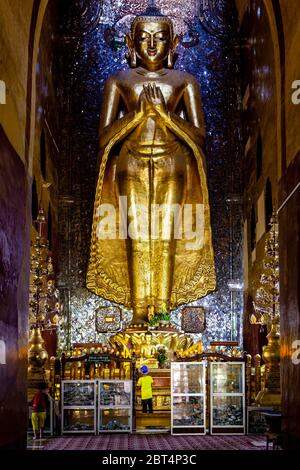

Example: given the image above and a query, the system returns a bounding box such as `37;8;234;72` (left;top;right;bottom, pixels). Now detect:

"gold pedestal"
111;326;193;362
255;319;281;408
136;358;159;369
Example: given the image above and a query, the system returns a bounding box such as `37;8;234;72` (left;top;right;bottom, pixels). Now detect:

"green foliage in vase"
157;347;168;366
148;306;170;326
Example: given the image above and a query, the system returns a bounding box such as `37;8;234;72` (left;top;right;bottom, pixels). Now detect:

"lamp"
251;213;281;407
29;208;61;332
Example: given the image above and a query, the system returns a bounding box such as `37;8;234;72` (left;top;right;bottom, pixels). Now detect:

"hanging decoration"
251;213;280;327
29;208;61;332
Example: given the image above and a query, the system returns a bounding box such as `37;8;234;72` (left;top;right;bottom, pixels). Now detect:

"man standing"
31;382;50;439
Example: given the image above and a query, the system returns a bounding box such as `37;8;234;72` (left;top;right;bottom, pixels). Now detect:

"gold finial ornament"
255;317;281;407
28;327;48;372
27;326;49;399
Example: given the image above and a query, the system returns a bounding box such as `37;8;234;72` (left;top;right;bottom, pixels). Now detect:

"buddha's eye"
137;33;149;41
155;34;168;42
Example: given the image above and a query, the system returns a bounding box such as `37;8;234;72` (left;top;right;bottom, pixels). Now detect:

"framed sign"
87;355;111;364
95;306;122;333
181;306;206;333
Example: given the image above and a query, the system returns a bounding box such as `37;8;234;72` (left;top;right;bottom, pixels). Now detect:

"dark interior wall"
239;1;277;356
0;0;59;448
279;152;300;450
238;0;300;449
0;125;30;449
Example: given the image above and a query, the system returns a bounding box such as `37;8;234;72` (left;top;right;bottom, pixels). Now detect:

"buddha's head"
145;332;152;344
126;7;178;71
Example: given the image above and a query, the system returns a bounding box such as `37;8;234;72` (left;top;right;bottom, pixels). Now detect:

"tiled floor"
27;436;49;450
39;434;267;451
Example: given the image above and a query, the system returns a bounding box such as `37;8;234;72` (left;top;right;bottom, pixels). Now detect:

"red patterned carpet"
42;434;266;451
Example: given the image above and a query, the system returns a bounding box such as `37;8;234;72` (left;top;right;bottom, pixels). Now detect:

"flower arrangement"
156;347;168;368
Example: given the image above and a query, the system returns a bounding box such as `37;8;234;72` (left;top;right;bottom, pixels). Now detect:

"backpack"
32;391;46;411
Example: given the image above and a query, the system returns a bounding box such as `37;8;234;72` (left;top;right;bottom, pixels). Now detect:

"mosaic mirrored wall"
56;0;243;350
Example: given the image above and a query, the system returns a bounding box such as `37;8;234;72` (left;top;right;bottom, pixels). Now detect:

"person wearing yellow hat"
137;365;153;413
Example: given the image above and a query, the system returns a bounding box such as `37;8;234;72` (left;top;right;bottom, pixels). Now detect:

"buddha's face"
145;334;152;344
133;21;172;69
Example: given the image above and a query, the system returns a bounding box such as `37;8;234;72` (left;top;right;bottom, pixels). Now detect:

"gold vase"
28;326;48;372
28;327;49;399
255;318;281;407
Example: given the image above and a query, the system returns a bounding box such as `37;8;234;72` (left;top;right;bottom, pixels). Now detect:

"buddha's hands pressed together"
142;83;168;117
138;87;156;117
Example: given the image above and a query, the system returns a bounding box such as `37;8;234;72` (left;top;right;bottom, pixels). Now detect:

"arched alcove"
250;206;256;251
40;129;47;180
265;178;273;231
256;132;263;181
31;178;38;221
48;205;52;250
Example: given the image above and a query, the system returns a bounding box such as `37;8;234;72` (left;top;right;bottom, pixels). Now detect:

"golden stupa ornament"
87;7;216;323
252;214;281;407
28;326;48;373
255;317;281;407
28;207;61;396
29;208;61;331
27;326;49;399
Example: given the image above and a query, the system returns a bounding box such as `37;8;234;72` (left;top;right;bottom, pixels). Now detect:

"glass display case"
247;406;273;434
63;408;95;432
171;362;206;435
62;380;96;434
210;362;245;434
98;380;132;432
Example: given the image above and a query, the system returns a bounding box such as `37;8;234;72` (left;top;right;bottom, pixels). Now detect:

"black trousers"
142;398;153;413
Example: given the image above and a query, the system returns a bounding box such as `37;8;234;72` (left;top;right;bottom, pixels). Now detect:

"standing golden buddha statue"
87;8;216;324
